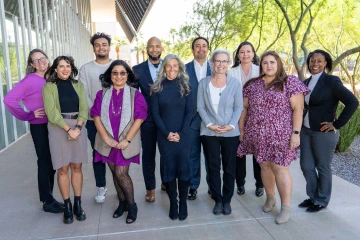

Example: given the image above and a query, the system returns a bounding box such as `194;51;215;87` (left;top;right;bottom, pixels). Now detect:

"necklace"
219;86;226;96
111;97;122;116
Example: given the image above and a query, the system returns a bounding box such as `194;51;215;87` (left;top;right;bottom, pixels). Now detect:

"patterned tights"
107;162;134;205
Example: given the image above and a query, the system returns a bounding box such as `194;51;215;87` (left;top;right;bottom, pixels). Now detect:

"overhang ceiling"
115;0;155;42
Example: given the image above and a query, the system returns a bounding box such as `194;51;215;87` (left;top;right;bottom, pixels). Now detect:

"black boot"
126;203;138;224
166;180;178;220
73;196;86;221
63;198;73;224
113;201;128;218
178;180;190;221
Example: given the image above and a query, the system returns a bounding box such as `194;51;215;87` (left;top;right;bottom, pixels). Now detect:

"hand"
239;135;244;142
320;122;335;133
34;108;45;118
68;129;80;140
218;125;233;133
106;138;119;148
167;132;179;142
117;139;129;150
290;134;300;149
173;132;180;142
208;125;223;134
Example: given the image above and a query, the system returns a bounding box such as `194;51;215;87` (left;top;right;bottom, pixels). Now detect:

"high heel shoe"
126;203;138;224
113;201;128;218
63;201;74;224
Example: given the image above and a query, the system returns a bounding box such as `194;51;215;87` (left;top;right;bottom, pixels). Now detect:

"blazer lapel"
144;60;154;84
206;62;212;76
188;60;199;83
309;72;327;105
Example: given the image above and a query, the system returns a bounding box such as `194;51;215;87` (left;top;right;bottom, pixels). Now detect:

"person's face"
213;53;229;74
238;45;254;64
147;38;162;61
192;39;208;61
93;37;110;59
165;58;179;80
31;52;49;73
309;53;327;75
111;65;128;88
261;55;278;78
56;60;72;80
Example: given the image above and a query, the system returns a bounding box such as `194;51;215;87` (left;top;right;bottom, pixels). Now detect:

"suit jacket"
185;60;212;130
133;60;155;122
197;75;243;137
303;72;358;131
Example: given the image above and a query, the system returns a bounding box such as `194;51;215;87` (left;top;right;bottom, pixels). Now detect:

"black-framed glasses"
111;71;128;77
32;57;48;64
214;60;229;65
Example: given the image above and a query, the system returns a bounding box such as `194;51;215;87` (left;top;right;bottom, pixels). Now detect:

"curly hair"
90;32;111;46
150;54;190;97
45;56;78;83
99;60;138;88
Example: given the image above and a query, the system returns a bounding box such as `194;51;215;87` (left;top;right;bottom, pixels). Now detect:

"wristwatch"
293;130;300;134
75;124;82;130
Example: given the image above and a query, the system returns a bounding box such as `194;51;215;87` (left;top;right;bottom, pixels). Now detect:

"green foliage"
336;103;360;152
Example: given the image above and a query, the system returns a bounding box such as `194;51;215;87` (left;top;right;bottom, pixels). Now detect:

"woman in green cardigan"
43;56;88;224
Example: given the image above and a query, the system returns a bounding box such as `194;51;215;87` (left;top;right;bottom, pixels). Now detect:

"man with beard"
79;32;113;204
185;37;212;200
133;37;163;202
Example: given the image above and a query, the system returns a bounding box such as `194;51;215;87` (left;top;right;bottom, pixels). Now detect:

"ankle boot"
73;199;86;221
63;200;73;224
262;194;276;213
166;180;178;220
126;203;138;224
178;180;189;221
276;204;291;224
113;201;128;218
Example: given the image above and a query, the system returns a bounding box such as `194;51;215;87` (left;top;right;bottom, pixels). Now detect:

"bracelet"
125;138;131;143
66;128;71;133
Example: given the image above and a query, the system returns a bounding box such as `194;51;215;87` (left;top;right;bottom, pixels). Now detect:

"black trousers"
30;123;56;203
236;155;263;188
86;120;106;188
141;120;160;190
201;136;238;204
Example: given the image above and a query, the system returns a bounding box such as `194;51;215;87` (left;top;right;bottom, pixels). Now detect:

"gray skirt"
48;113;88;170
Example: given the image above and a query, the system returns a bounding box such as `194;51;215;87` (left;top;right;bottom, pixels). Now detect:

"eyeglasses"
32;57;48;64
214;60;229;65
111;71;128;77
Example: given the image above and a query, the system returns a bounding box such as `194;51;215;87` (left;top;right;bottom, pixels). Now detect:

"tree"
112;36;128;60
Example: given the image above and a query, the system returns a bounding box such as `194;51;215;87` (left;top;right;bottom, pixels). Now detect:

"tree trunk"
116;46;120;60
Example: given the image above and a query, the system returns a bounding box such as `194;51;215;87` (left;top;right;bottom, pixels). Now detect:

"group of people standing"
4;32;358;225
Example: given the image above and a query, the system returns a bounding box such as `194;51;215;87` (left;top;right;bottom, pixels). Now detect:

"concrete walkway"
1;133;360;240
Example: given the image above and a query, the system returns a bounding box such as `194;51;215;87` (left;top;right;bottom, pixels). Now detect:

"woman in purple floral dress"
238;51;310;224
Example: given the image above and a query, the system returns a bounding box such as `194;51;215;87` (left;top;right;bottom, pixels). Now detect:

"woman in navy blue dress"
151;54;193;221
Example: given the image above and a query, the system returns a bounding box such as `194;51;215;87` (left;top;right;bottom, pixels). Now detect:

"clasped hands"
68;128;81;141
168;132;180;142
106;138;129;150
209;125;233;134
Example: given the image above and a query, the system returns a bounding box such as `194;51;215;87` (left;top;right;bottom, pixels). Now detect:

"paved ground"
1;133;360;240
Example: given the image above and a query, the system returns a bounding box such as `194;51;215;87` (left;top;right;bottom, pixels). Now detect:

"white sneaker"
95;187;107;203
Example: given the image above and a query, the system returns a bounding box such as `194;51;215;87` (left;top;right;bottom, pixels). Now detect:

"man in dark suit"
133;37;163;202
185;37;212;200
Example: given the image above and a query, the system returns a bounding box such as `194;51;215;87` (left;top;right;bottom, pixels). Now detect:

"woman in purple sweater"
3;49;64;213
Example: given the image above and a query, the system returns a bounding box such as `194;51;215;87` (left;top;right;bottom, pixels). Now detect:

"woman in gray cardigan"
197;49;243;215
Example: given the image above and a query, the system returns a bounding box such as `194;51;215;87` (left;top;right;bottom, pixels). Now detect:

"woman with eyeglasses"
90;60;147;224
4;49;65;214
197;49;243;215
43;56;88;224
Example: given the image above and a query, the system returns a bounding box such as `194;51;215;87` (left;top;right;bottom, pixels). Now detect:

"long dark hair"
232;41;259;68
244;51;287;92
306;49;333;74
45;56;78;83
100;60;137;88
26;49;50;74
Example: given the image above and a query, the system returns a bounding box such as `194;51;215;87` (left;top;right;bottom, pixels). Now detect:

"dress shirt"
194;60;208;82
303;72;323;128
148;60;162;82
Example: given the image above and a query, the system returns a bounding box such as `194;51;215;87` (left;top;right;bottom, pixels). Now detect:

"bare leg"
259;161;275;195
70;163;83;197
57;164;70;200
271;163;292;205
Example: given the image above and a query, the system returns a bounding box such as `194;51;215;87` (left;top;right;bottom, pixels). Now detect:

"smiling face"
147;37;162;62
56;60;72;80
31;52;49;74
192;39;209;62
261;55;278;78
309;53;327;75
238;44;254;64
93;37;110;59
213;53;229;74
111;65;128;88
165;58;179;80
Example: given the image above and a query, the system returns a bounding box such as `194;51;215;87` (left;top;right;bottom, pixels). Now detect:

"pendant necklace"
111;97;122;116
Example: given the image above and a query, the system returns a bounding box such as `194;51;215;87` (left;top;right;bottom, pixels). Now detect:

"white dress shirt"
194;60;208;82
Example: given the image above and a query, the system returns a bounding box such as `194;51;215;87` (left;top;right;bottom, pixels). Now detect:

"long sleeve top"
3;73;48;124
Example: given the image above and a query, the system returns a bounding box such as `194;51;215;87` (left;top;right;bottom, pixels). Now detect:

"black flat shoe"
255;187;264;197
113;201;128;218
73;200;86;221
63;201;73;224
187;188;197;200
299;199;314;208
126;203;138;224
306;204;326;212
43;200;64;214
213;203;223;215
223;203;232;215
169;201;179;220
237;186;245;195
179;202;188;221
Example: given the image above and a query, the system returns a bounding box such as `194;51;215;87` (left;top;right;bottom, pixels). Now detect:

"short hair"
100;60;137;88
90;32;111;47
306;49;333;74
209;49;232;68
26;49;50;75
232;41;259;68
45;56;78;83
191;37;209;50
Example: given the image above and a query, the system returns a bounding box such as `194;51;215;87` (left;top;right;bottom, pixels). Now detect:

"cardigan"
227;64;260;86
197;75;243;137
43;80;88;128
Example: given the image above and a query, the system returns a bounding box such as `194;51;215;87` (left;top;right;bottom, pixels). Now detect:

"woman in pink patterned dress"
238;51;310;224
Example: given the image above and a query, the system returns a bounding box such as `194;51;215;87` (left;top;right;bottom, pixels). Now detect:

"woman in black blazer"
299;49;358;212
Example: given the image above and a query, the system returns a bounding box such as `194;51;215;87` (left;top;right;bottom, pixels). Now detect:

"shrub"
336;103;360;152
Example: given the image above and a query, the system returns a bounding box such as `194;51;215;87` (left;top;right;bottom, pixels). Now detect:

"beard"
97;54;106;58
147;51;162;61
